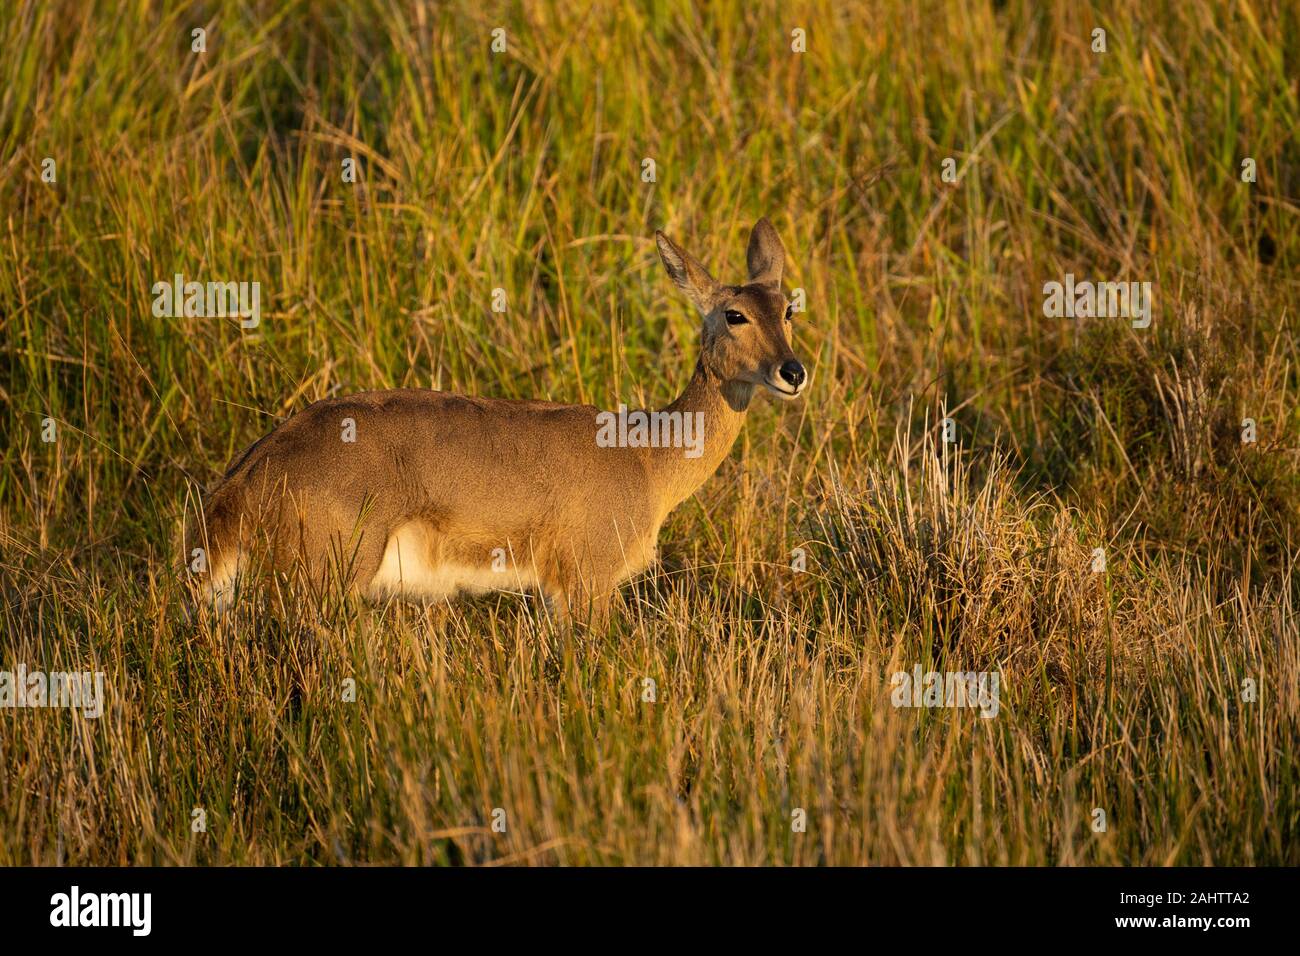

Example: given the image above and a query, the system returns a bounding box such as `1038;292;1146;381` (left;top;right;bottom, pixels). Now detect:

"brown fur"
186;219;808;624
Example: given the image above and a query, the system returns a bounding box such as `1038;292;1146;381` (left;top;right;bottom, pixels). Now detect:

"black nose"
778;360;806;389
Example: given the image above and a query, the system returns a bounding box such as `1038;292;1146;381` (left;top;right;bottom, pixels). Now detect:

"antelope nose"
778;360;806;389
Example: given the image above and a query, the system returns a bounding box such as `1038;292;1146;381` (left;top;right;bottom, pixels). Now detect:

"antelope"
188;218;809;625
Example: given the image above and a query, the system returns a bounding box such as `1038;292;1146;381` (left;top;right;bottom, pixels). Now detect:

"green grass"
1;0;1297;864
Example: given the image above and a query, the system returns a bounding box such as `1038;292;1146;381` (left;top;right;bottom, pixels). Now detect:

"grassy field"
1;0;1298;865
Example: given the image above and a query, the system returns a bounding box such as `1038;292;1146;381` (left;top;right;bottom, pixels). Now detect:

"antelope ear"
746;217;785;285
656;230;721;314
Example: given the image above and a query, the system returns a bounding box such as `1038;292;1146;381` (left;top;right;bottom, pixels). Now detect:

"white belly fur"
367;522;538;601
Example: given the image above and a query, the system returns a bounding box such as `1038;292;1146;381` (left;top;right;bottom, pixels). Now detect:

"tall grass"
1;0;1297;864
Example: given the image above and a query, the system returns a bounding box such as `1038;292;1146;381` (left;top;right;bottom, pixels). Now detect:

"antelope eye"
724;309;747;326
784;304;794;321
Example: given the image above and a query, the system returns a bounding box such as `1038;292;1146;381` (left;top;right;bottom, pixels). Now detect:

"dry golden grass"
1;0;1297;864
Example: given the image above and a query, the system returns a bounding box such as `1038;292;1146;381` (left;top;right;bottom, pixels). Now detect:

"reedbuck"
189;218;809;624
